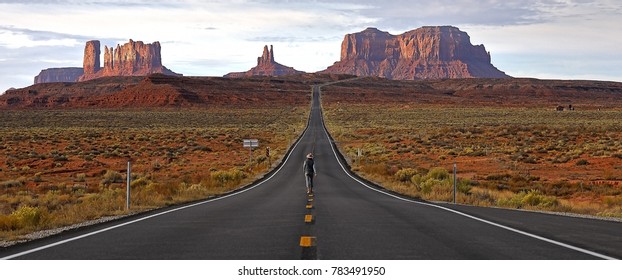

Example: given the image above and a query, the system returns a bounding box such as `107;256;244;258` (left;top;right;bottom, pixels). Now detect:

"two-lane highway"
1;85;620;259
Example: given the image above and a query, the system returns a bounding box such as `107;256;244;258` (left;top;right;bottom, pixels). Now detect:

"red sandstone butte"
225;45;305;78
322;26;510;79
79;39;180;81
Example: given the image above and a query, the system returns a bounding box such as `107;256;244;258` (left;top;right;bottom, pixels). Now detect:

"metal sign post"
126;161;131;211
243;139;259;168
453;162;457;204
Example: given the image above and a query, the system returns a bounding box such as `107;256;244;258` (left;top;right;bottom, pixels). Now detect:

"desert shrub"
211;169;247;186
10;205;47;229
426;167;449;180
0;215;19;231
508;175;531;190
1;179;24;188
457;179;472;194
498;190;559;209
256;155;267;164
410;174;423;186
576;159;590;166
82;188;125;214
75;173;86;182
100;170;124;186
395;168;418;182
130;177;151;189
420;178;449;195
486;173;512;181
522;190;558;207
420;179;437;194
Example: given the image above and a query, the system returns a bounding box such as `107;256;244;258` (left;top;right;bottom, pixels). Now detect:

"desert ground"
321;77;622;218
1;74;622;242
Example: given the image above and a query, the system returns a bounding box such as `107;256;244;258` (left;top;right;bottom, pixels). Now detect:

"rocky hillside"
0;74;354;109
225;45;305;78
322;26;510;79
3;74;622;109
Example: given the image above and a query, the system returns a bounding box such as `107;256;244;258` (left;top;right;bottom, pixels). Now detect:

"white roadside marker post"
453;162;457;204
126;161;131;211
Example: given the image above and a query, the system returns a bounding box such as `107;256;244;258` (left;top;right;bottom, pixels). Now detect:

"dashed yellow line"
299;236;316;247
304;214;313;223
306;204;313;209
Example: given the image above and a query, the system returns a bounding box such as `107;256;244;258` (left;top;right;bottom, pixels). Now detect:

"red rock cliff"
225;45;305;78
83;40;101;75
79;39;180;81
323;26;509;79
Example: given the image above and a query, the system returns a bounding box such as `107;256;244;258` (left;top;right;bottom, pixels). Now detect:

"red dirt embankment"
0;74;354;109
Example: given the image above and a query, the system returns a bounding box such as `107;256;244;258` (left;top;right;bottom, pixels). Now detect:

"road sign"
243;139;259;148
244;139;259;169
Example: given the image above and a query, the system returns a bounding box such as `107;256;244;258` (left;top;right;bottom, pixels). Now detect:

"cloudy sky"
1;0;621;92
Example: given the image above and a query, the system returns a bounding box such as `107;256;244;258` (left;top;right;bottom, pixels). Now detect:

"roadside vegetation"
323;103;622;218
0;107;308;241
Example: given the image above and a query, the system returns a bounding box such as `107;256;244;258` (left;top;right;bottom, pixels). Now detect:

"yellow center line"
299;236;317;247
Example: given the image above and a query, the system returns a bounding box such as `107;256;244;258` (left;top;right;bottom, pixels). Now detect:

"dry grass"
323;103;622;218
0;107;308;240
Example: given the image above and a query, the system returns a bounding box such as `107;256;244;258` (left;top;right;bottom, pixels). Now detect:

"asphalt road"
1;85;620;260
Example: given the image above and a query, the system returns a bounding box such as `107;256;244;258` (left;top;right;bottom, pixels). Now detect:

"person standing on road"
303;153;316;194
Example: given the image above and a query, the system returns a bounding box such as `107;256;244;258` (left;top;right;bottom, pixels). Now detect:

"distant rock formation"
322;26;510;79
79;39;180;81
225;45;305;78
34;67;84;84
83;40;101;75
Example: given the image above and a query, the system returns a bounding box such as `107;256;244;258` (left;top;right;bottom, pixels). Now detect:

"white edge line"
2;116;312;260
318;88;617;261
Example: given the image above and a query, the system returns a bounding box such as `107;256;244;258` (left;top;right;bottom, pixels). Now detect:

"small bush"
1;179;24;188
427;167;449;180
395;168;418;182
100;170;124;186
486;173;512;181
131;177;150;189
211;169;247;185
521;190;558;208
75;173;86;182
0;215;19;231
576;159;589;166
457;179;472;194
10;206;47;229
498;190;559;209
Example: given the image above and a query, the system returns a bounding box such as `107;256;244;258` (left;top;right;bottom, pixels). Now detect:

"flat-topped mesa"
225;45;305;78
323;26;510;79
79;39;180;81
34;67;84;84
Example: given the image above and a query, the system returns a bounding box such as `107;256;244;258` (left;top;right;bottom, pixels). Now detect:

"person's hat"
306;153;313;159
